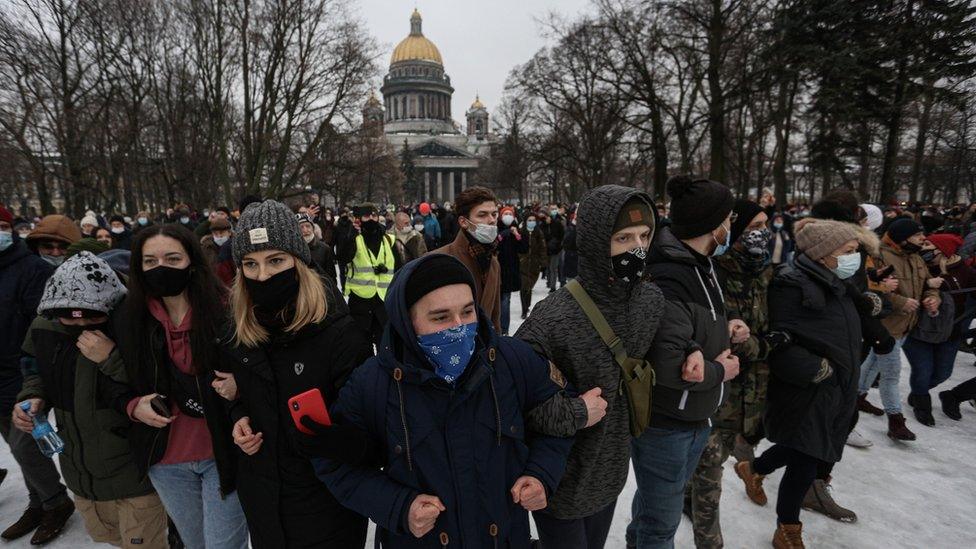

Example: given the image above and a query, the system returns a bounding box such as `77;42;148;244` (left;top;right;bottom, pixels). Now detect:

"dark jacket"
646;226;730;430
111;229;133;251
497;226;529;293
112;298;239;497
515;185;664;520
316;255;574;549
766;254;863;463
437;210;459;244
218;278;374;549
562;223;579;279
0;238;54;414
19;317;154;501
543;216;565;256
307;236;337;282
518;224;546;293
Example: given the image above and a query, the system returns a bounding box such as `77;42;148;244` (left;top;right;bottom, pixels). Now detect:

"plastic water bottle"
19;401;63;458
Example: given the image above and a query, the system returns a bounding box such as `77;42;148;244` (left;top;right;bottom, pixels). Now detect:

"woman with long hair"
114;224;248;549
220;200;373;548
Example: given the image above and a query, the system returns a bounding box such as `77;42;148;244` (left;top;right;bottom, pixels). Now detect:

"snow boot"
802;479;857;522
886;413;916;441
857;393;885;416
909;393;935;427
845;429;873;448
734;460;767;506
772;522;805;549
29;499;74;546
939;390;962;420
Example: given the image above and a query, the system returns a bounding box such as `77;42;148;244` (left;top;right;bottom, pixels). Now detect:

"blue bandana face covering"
416;321;478;384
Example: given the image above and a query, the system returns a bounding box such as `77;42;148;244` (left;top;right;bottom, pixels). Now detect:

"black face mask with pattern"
610;247;647;284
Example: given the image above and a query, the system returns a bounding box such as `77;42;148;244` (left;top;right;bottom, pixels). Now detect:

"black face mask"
610;247;647;284
901;242;923;254
361;220;383;236
59;320;108;339
244;267;300;314
143;266;193;297
920;249;937;264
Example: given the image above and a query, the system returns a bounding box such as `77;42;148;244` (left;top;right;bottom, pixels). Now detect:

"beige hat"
794;218;862;261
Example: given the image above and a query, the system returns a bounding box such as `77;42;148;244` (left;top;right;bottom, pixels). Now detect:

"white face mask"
302;233;314;243
180;216;190;224
213;235;230;246
468;222;498;244
111;227;125;234
413;224;424;232
501;214;514;226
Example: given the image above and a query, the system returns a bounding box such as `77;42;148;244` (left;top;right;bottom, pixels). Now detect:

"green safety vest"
345;234;395;300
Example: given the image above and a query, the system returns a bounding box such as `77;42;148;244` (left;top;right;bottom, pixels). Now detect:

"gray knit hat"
38;251;127;317
794;218;862;261
232;199;311;265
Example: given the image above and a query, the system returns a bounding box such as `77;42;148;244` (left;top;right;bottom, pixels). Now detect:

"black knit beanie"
666;176;734;239
886;218;923;244
405;254;476;310
730;199;764;243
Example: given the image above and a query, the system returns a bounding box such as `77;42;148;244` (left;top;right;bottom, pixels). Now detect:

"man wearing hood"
314;254;574;548
0;206;74;544
337;203;401;348
25;214;82;268
632;176;741;548
516;185;664;549
298;213;337;281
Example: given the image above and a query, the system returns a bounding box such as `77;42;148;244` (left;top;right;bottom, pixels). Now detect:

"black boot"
910;393;935;427
939;390;962;420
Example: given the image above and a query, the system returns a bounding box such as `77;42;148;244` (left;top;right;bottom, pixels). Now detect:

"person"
518;211;547;319
109;215;133;250
902;233;976;426
687;199;789;548
432;186;503;332
94;226;115;248
0;206;75;545
734;218;866;549
337;203;401;348
194;207;232;239
633;176;741;549
26;214;82;268
392;210;427;265
200;216;232;265
80;213;99;239
333;208;356;291
221;199;373;547
318;207;336;247
114;224;249;549
316;253;574;548
562;211;579;281
543;206;565;293
174;208;196;232
859;218;940;441
298;213;337;281
14;252;168;548
419;202;441;250
438;200;460;243
496;206;528;336
134;211;154;234
768;213;794;266
516;185;663;549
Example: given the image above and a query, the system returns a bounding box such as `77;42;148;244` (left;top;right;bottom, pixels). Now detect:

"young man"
298;213;337;281
431;186;503;332
314;253;574;548
200;216;236;286
14;252;168;548
631;176;742;548
25;214;82;268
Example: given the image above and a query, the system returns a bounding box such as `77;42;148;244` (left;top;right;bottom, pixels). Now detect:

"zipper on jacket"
439;532;450;548
393;368;412;471
489;523;498;549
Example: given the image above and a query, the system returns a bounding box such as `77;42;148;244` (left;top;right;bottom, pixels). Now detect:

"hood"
576;185;656;302
37;251;127;316
26;215;82;246
648;225;698;267
379;253;496;385
0;237;33;269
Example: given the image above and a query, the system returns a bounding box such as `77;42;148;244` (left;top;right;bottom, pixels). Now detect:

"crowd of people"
1;179;975;549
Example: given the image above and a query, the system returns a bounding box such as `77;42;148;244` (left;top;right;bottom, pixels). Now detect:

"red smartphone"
288;388;331;435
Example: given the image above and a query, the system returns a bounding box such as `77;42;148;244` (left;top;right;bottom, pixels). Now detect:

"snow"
2;279;974;548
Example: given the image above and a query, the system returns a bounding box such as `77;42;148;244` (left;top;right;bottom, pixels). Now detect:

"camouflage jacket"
713;253;773;438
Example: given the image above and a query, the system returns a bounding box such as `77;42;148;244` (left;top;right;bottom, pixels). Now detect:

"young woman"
115;224;248;549
221;200;374;548
517;212;546;318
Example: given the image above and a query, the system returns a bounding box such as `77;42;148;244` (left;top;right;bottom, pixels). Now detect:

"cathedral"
362;9;492;203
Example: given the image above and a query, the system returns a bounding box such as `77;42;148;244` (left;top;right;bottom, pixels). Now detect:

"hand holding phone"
288;389;331;435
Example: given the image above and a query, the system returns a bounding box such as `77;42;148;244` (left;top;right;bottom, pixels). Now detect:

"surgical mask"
203;210;211;217
711;223;731;257
0;231;12;252
831;252;860;280
111;227;125;234
41;254;65;267
138;217;148;226
180;216;190;224
550;210;558;218
526;221;537;231
772;221;783;230
468;223;497;244
213;236;230;247
610;247;647;283
303;233;315;243
18;230;30;239
143;266;192;297
398;226;413;234
501;214;514;226
416;321;478;385
413;223;424;232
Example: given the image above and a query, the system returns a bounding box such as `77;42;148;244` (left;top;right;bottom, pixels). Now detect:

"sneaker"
802;479;857;523
845;429;873;448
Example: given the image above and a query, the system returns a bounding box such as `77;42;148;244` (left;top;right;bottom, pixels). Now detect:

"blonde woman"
220;200;374;548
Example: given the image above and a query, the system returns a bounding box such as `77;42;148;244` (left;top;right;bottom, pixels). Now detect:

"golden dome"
470;94;484;109
390;10;443;66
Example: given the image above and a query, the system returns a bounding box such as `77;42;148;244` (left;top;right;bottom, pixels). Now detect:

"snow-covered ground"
1;279;974;548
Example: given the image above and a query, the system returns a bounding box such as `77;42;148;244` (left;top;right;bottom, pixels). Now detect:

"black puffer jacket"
646;226;730;429
516;185;664;520
766;254;862;463
218;278;374;549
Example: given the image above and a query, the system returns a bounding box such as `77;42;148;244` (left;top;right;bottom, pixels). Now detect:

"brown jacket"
870;237;941;337
431;230;501;332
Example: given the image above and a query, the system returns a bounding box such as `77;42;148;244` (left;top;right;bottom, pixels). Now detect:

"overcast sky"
356;0;593;121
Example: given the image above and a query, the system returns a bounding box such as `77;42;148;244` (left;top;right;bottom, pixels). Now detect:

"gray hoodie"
516;185;664;520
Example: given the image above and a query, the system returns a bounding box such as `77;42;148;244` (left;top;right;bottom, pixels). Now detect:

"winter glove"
292;416;379;466
869;334;896;355
867;264;894;284
762;330;792;352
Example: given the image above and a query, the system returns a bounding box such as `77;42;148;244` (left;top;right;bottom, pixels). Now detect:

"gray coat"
516;185;664;520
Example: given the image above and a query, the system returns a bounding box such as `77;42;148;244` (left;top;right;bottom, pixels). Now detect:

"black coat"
562;224;579;279
765;254;862;463
543;217;565;256
218;292;374;549
497;226;529;293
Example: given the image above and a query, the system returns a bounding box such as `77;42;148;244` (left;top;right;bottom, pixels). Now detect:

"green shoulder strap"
566;280;629;369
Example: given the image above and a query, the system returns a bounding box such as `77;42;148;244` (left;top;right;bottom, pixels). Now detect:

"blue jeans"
903;336;960;396
858;336;906;414
149;459;249;549
500;292;512;334
627;425;711;549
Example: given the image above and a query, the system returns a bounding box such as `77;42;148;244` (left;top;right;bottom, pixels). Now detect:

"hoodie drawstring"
393;368;412;471
695;267;718;321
